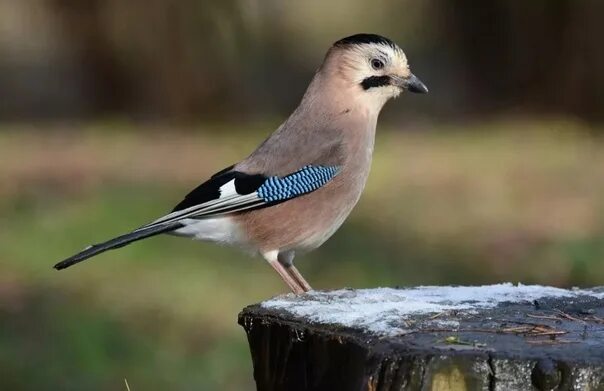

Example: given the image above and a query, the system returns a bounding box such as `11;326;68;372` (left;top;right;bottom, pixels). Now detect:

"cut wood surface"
238;284;604;391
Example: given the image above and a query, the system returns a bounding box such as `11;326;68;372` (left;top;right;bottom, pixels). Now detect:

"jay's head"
321;34;427;110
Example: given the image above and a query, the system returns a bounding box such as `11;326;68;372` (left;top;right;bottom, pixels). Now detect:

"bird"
54;33;428;294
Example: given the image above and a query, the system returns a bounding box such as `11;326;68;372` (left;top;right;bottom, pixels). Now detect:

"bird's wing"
54;164;341;270
138;164;341;230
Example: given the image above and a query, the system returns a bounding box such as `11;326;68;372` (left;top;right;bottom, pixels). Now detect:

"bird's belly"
236;172;366;253
294;207;351;250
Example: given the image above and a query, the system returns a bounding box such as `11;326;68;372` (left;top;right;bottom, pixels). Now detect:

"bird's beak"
394;73;428;94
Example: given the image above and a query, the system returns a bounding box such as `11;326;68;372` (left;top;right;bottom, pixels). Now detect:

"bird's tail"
54;223;183;270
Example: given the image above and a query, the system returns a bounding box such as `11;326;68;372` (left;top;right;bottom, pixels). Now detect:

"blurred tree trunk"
49;0;131;115
435;0;604;122
48;0;246;120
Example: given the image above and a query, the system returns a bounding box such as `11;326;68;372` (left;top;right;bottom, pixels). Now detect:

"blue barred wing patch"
257;165;340;202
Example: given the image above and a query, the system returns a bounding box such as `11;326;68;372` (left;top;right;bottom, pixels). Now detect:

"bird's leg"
263;251;304;294
287;265;313;292
278;251;313;292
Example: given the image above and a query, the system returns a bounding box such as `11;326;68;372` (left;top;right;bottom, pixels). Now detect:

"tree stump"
238;284;604;391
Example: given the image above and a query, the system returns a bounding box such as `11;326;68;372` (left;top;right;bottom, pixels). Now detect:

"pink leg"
278;250;312;292
263;251;304;294
286;264;313;292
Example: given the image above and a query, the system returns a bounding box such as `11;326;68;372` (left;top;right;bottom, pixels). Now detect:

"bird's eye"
371;59;385;70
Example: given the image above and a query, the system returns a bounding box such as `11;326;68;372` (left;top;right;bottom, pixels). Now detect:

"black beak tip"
408;81;429;94
405;74;428;94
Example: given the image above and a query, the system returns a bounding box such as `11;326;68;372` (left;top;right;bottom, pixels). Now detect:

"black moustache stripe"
361;76;391;90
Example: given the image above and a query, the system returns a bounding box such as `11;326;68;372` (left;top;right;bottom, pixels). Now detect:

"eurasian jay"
55;34;428;293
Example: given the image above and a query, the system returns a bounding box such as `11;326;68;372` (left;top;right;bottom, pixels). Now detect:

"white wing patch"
219;179;238;198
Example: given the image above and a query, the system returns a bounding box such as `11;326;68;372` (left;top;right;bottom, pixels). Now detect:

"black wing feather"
172;169;236;212
171;167;266;212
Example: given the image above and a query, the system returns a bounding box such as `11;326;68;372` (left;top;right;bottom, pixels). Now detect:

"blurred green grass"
1;119;603;389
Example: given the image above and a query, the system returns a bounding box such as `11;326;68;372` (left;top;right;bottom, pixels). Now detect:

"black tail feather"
54;223;182;270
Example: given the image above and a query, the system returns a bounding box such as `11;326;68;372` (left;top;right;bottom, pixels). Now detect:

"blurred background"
1;0;603;389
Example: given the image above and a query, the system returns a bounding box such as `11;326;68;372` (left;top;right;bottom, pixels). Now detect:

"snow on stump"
238;284;604;391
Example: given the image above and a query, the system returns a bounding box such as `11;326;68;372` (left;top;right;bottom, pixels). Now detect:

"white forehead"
346;43;408;68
